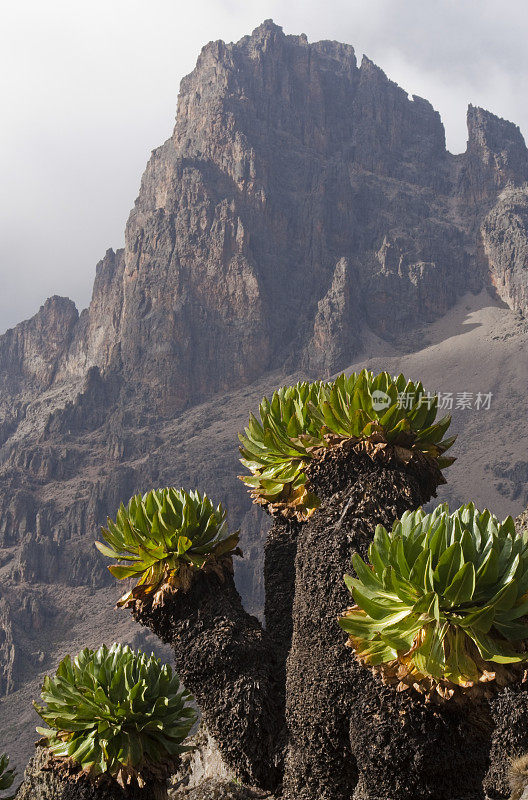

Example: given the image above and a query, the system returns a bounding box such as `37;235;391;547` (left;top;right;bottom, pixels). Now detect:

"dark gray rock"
0;296;78;393
463;105;528;201
480;187;528;315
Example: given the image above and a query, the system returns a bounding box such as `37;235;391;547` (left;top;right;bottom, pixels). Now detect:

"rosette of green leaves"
239;370;455;520
309;371;455;462
96;488;240;608
339;503;528;699
239;379;329;518
0;754;16;800
34;643;196;789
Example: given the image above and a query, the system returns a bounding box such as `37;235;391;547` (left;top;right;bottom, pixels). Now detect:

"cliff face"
5;20;525;413
0;296;78;393
480;187;528;313
463;105;528;200
1;19;528;773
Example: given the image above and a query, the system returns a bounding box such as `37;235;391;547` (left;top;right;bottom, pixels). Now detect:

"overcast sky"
1;0;527;333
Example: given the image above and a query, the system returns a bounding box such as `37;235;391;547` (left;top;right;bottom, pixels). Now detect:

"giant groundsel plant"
339;503;528;700
0;754;16;800
34;644;196;789
96;488;240;608
239;370;456;520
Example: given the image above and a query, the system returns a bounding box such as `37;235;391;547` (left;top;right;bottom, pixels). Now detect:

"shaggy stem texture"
348;675;492;800
131;569;283;792
264;518;300;672
483;510;528;799
484;679;528;798
280;442;450;800
15;747;164;800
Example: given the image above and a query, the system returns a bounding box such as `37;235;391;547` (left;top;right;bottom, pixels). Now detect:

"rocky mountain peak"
465;103;528;197
2;23;528;416
0;295;78;391
246;18;286;45
467;104;528;164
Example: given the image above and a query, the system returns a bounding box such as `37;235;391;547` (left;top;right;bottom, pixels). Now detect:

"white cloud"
1;0;526;331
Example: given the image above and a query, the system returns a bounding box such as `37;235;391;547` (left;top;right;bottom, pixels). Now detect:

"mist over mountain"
1;20;528;771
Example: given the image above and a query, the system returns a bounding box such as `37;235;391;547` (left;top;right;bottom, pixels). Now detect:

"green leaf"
108;565;143;580
349;583;402;620
458;604;496;634
237;371;455;519
444;628;479;684
444;562;476;606
413;622;448;679
409;549;434;593
433;542;464;593
413;591;440;622
96;488;238;601
34;644;196;784
466;629;527;664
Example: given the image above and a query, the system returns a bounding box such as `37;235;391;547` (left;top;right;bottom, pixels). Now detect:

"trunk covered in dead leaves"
15;747;165;800
131;569;284;792
484;684;528;799
482;509;528;800
279;443;484;800
264;518;299;671
124;441;527;800
348;675;493;800
263;517;300;751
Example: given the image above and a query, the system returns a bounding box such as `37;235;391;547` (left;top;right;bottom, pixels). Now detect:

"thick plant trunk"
281;443;446;800
348;675;492;800
132;569;283;791
262;518;300;778
16;747;163;800
484;684;528;799
483;501;528;799
264;518;299;668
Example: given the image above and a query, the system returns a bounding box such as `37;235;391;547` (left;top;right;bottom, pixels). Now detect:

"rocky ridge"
1;19;528;777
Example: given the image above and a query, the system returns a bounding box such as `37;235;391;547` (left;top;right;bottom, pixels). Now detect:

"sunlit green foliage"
239;370;455;520
34;643;196;789
0;754;16;800
96;488;240;608
339;503;528;699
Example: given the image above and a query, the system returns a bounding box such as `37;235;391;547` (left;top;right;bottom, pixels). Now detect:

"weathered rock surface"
5;21;528;409
169;724;273;798
170;781;272;800
481;186;528;314
1;18;528;781
0;296;78;394
463;105;528;201
172;724;236;792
